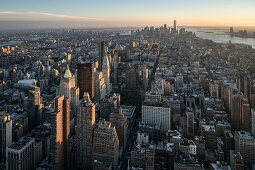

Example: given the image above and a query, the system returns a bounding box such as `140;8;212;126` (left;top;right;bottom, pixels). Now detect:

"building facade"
142;105;171;132
51;95;70;170
93;120;119;170
0;113;12;162
77;62;94;100
6;137;35;170
77;93;95;169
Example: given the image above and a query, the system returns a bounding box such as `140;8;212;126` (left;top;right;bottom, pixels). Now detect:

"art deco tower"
59;65;79;108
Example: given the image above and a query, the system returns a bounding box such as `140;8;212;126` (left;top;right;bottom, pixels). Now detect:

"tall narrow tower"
77;93;95;169
77;62;94;100
102;54;111;95
113;50;119;85
28;86;43;130
174;19;177;31
0;112;12;162
99;39;105;71
51;95;70;170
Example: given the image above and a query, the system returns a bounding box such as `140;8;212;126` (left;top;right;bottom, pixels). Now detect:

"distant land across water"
185;27;255;49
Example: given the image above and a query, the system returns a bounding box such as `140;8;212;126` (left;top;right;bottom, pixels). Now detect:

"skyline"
0;0;255;30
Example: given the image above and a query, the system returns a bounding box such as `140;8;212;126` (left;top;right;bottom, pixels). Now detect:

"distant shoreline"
225;32;255;39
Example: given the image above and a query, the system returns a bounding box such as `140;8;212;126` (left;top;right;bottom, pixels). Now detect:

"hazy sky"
0;0;255;29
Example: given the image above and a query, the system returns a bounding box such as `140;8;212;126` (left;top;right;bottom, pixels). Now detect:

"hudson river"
186;27;255;49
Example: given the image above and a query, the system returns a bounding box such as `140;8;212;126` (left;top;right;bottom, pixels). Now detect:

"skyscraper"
113;50;119;85
94;70;106;102
186;110;194;139
99;39;105;71
59;65;79;109
174;19;177;32
240;99;250;132
102;54;111;95
109;108;128;151
125;65;136;89
51;95;70;170
231;93;251;132
93;120;119;170
238;74;251;100
77;93;95;169
231;93;243;131
0;112;12;162
77;62;94;100
28;85;43;130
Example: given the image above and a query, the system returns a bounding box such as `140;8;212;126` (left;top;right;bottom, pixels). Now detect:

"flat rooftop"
236;131;254;140
120;105;136;118
8;137;34;151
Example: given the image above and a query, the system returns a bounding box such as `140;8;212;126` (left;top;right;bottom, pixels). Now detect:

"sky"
0;0;255;29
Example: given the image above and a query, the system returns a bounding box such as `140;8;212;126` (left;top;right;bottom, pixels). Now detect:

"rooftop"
120;105;136;118
8;137;34;151
236;131;254;140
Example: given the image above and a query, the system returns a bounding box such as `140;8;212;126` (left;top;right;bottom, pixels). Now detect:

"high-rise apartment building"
0;113;12;162
109;108;128;151
77;93;95;169
142;105;171;132
241;99;250;132
77;62;94;100
93;120;119;170
231;93;243;131
6;137;35;170
51;95;70;170
235;131;255;163
186;111;194;139
231;93;251;132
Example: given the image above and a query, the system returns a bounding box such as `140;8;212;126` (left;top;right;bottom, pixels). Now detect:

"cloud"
0;11;101;21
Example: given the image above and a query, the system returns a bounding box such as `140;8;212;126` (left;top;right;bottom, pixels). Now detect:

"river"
186;27;255;49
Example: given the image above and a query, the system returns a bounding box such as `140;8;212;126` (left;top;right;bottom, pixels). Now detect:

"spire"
64;65;72;78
